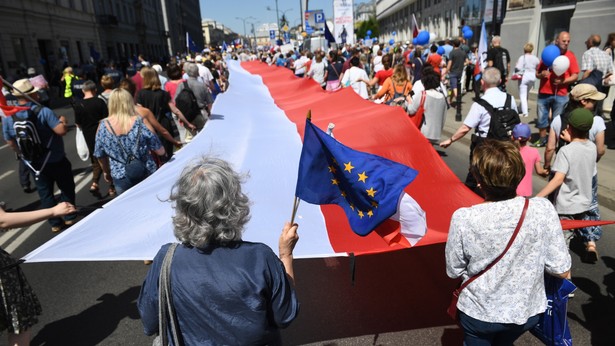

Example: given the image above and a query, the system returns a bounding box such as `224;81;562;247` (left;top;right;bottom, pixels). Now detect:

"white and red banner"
333;0;354;45
24;61;482;263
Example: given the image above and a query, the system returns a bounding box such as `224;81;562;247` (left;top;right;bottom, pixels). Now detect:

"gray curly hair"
170;157;251;247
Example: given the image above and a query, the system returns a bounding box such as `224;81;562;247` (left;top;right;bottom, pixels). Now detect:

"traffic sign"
269;30;276;39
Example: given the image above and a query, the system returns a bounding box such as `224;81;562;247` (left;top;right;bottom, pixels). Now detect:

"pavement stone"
441;89;615;211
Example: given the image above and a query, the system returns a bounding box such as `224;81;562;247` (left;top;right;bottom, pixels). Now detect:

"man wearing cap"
538;108;598;261
2;79;76;233
533;31;579;147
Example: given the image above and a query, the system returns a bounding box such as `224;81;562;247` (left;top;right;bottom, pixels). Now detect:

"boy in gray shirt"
537;108;597;261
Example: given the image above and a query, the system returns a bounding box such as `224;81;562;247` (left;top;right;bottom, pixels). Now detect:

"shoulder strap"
105;119;131;164
158;243;183;346
182;80;191;92
504;94;512;109
475;97;496;115
455;198;529;295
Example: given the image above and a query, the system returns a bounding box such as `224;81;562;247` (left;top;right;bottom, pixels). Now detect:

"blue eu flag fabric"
295;120;418;236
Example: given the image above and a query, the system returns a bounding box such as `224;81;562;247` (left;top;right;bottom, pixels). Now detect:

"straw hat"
11;78;39;97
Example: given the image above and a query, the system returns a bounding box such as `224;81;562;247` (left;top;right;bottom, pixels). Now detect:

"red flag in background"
0;77;30;116
412;14;420;38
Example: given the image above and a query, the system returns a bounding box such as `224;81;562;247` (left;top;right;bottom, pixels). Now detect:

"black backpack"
12;106;53;165
475;94;521;140
174;81;201;123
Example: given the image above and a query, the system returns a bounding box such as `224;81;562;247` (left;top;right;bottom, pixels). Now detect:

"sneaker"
51;225;63;233
530;138;547;147
568;293;575;299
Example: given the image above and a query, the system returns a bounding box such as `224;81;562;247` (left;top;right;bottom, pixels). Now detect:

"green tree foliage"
356;16;379;39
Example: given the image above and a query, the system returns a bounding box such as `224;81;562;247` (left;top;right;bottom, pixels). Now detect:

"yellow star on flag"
366;187;377;197
331;178;339;185
341;191;346;197
358;210;364;219
367;210;374;217
357;171;368;183
371;201;379;208
328;165;337;173
349;203;355;211
344;161;354;173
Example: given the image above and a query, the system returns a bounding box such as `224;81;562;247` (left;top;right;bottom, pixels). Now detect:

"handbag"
409;91;427;129
447;198;529;322
75;127;89;161
531;275;576;346
153;243;183;346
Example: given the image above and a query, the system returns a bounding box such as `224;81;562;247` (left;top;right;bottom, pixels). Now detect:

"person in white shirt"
439;67;517;194
514;43;540;117
341;57;369;99
446;140;570;345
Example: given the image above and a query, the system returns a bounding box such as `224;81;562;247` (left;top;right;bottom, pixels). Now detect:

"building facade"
202;19;239;49
0;0;203;82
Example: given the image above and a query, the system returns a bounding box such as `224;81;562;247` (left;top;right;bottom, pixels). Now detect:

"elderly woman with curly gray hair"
137;157;300;345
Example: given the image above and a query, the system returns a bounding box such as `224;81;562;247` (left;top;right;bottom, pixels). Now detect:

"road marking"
0;169;92;252
0;170;15;181
0;144;8;150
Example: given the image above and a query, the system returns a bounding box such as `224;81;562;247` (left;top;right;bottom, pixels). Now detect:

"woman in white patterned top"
445;139;571;345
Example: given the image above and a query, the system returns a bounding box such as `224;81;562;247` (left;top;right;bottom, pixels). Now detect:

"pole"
275;0;281;40
252;22;257;49
492;0;498;35
160;0;173;56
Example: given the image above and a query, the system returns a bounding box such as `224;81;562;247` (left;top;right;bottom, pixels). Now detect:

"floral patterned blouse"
93;117;162;180
445;197;571;324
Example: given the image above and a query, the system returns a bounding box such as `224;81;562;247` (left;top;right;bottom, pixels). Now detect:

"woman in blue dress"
94;89;165;195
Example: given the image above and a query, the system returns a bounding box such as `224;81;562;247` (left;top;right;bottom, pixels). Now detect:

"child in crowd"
537;108;598;261
513;123;548;197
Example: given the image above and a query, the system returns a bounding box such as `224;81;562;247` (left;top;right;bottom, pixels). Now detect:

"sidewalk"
440;90;615;211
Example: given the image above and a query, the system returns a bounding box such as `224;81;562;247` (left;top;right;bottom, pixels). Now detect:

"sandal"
585;244;598;262
89;182;99;192
108;187;117;197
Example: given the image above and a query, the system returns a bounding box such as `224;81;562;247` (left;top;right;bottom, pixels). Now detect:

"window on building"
12;37;28;66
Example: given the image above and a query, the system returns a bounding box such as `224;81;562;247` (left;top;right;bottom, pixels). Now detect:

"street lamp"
247;20;260;49
236;16;255;48
266;4;293;40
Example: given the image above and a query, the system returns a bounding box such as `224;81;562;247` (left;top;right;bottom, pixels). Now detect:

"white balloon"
429;32;437;43
552;55;570;76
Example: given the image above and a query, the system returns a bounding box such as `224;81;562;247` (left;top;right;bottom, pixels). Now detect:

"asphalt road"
0;106;613;345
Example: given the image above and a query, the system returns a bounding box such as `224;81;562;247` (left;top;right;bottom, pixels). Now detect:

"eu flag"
295;120;418;236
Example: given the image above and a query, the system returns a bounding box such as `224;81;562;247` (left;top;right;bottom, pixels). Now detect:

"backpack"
12;106;54;173
475;94;520;140
174;81;201;123
386;82;409;106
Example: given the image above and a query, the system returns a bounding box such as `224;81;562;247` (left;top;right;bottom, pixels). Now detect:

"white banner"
333;0;354;45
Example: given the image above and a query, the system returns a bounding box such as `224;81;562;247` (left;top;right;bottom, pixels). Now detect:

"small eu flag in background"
295;119;418;236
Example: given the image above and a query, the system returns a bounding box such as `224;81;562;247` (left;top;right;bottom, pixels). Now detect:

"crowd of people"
0;29;614;344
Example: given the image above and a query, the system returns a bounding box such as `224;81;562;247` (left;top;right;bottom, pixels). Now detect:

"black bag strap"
158;243;184;346
13;105;54;177
475;94;512;134
454;198;529;295
105;118;142;164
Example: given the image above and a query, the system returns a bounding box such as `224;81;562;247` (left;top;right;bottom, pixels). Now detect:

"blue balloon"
367;30;372;36
541;44;561;67
389;39;395;45
412;38;418;45
437;46;445;55
462;25;471;33
365;35;370;40
392;31;397;36
417;31;430;45
463;29;473;40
